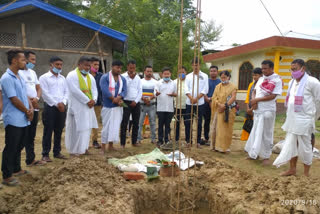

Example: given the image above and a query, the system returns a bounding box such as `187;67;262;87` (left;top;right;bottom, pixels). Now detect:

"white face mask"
222;80;229;84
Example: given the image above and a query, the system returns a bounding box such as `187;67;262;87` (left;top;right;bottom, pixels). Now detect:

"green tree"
1;0;222;77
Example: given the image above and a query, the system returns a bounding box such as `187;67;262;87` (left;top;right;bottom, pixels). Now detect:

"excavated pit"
0;156;319;214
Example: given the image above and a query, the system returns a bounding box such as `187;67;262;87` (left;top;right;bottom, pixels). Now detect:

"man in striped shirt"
137;66;158;144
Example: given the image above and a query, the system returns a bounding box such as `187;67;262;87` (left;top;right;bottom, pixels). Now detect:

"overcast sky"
196;0;320;49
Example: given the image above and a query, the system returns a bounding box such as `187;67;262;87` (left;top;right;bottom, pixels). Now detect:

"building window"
62;31;90;49
238;61;253;90
0;32;17;46
306;60;320;80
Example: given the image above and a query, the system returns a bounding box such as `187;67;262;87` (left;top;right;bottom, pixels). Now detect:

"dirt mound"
1;155;319;214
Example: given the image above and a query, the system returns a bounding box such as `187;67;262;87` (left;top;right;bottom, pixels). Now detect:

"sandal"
13;170;30;177
2;178;19;186
27;160;46;167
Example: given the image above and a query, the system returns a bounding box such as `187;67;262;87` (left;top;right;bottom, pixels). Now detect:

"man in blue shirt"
89;57;103;149
202;65;221;145
1;49;33;186
100;60;127;153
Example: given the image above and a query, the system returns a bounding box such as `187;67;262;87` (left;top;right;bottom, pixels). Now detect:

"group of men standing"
0;51;224;186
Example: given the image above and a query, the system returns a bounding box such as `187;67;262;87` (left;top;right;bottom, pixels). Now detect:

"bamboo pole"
0;45;109;56
21;23;27;49
96;32;106;73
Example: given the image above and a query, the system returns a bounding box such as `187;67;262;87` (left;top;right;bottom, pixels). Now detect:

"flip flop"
13;170;30;177
2;178;19;186
27;160;46;167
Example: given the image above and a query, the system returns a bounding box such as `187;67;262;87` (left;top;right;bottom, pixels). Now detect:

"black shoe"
200;139;207;145
93;141;101;149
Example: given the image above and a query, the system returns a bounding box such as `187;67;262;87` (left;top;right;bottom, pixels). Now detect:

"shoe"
200;139;207;145
54;154;68;159
93;141;101;149
42;156;52;162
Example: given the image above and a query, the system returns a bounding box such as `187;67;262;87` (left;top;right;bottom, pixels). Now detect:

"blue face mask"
179;73;186;79
163;77;171;82
52;67;62;74
26;62;35;70
80;70;89;75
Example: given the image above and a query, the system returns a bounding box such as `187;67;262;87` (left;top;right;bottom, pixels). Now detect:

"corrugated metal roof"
0;0;128;43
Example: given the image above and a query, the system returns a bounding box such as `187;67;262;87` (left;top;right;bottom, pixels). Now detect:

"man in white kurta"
273;59;320;176
65;57;98;155
245;60;282;165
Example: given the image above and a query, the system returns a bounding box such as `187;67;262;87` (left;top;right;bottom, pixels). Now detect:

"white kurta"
101;107;123;144
244;74;282;160
65;69;98;154
273;76;320;167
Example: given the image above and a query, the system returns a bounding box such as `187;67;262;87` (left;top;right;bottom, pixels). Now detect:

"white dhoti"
101;106;123;144
65;107;98;154
65;113;91;154
244;111;275;159
273;132;312;167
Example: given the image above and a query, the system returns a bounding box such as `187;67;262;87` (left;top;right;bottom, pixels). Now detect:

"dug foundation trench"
0;156;319;214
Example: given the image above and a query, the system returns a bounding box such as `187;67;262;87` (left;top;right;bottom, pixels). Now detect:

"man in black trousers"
1;49;33;186
39;56;68;162
120;60;142;148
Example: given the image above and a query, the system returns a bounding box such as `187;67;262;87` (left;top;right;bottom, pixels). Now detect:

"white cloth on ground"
101;106;123;144
65;69;98;154
244;111;275;159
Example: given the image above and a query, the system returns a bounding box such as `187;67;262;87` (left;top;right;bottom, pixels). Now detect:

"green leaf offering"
120;102;128;108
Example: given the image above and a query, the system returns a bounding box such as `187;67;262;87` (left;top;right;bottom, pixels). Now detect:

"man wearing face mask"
39;56;68;162
89;57;103;149
245;60;282;165
273;59;320;176
65;56;98;156
174;66;188;143
18;51;45;166
155;67;176;146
